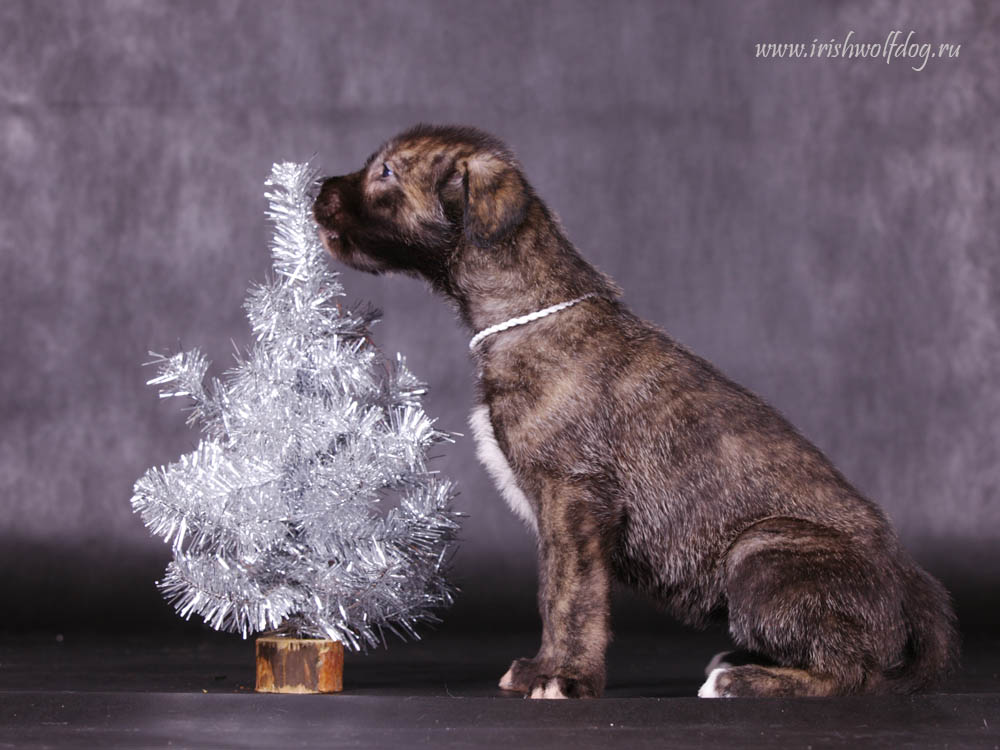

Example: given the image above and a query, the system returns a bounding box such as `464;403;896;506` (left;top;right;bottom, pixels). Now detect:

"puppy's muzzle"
313;177;348;259
313;177;344;235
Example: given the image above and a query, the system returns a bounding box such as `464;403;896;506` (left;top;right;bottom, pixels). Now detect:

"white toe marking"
698;667;731;698
499;666;516;690
705;650;734;677
542;679;567;699
529;679;567;699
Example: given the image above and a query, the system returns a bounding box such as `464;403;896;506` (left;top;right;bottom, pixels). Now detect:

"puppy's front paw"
499;657;542;693
528;674;601;699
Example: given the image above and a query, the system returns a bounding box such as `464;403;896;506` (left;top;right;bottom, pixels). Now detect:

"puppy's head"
313;125;531;287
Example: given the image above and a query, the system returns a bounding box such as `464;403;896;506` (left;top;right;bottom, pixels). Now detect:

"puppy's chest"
468;404;538;533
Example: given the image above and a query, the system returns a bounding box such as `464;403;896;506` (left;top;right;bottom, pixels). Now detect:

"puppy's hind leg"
700;664;838;698
703;648;774;676
700;517;906;698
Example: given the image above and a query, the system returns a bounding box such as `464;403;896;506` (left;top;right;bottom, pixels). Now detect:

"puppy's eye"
381;162;393;179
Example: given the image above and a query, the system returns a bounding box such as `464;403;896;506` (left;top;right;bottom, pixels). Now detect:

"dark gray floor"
1;629;998;748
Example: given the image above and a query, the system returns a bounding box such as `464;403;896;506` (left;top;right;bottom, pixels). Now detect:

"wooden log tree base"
255;636;344;694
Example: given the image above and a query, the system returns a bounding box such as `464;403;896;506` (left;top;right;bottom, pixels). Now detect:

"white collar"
468;293;600;350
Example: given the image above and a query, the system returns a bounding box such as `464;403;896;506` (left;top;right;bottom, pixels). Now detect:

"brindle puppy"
313;125;959;699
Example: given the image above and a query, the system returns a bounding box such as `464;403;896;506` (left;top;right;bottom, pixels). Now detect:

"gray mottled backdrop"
1;1;997;634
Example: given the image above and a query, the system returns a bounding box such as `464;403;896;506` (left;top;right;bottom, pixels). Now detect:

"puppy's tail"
880;561;960;693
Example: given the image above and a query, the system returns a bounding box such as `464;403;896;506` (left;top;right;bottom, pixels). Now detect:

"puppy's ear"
449;153;530;248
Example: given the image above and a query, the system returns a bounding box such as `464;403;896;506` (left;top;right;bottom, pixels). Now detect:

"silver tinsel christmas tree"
131;162;461;650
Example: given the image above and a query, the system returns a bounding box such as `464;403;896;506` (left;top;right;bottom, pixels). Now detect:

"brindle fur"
313;125;959;698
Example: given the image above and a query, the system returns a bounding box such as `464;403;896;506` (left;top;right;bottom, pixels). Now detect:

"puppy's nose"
314;178;342;225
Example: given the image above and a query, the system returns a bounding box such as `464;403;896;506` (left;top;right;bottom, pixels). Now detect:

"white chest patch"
468;405;537;534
